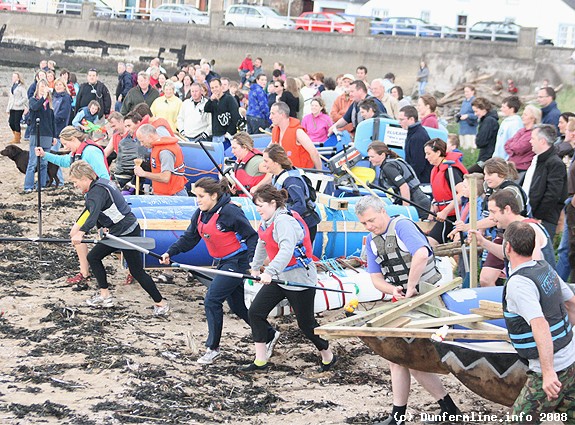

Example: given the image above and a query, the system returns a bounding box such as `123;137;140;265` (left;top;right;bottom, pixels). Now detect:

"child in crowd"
72;100;101;133
447;134;464;162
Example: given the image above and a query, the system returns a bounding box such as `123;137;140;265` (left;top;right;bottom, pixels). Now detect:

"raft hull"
432;340;527;407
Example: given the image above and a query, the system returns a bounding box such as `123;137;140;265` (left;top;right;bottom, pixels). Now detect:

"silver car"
224;4;293;30
151;4;209;25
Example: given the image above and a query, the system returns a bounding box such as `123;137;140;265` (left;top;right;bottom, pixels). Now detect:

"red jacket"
430;152;468;216
272;118;314;169
234;149;265;196
197;208;246;259
150;137;187;195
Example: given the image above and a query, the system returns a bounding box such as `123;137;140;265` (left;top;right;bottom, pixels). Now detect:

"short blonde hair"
59;126;88;142
524;105;542;124
69;160;97;180
232;132;255;150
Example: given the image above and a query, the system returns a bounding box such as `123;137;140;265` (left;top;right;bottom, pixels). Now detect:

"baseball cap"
342;73;354;81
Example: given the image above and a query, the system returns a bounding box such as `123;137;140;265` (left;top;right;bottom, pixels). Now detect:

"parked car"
371;17;444;37
56;0;116;18
469;21;553;45
295;12;354;33
151;3;208;24
224;4;294;30
0;0;27;12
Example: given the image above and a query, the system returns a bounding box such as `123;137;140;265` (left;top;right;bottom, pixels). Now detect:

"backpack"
301;174;317;203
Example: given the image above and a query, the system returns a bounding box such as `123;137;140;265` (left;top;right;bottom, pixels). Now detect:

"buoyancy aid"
258;210;313;271
197;206;247;260
503;260;573;359
271;117;314;169
370;216;441;287
273;168;317;218
430;151;468;215
73;140;110;173
234;149;265;195
150;136;188;195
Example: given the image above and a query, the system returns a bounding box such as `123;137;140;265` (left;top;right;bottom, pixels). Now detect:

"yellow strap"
76;209;90;227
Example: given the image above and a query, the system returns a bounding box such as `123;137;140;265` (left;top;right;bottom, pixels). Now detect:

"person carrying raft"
262;143;321;243
367;141;431;220
502;221;575;423
230;131;271;196
244;184;336;372
67;160;170;315
159;177;279;365
355;195;461;425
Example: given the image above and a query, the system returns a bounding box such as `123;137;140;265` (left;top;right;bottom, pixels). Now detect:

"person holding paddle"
67;160;169;316
244;184;336;373
160;177;279;365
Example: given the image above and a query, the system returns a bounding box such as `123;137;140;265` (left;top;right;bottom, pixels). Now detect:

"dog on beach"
1;144;61;187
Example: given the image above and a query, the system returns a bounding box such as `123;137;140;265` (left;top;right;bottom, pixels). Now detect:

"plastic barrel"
180;141;225;186
442;286;506;329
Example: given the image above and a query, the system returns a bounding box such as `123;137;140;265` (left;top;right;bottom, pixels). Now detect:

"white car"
151;4;209;25
224;4;293;30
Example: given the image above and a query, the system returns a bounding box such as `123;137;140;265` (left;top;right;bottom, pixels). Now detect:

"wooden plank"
470;308;504;319
416;303;507;334
404;314;487;329
316;193;349;210
468;174;478;288
365;278;462;327
315;326;509;340
326;299;412;327
479;300;503;312
139;219;189;231
385;317;411;328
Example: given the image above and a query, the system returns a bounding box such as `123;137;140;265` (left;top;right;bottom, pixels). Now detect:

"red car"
295;12;354;33
0;0;27;11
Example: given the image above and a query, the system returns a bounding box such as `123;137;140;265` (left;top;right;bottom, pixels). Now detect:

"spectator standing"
391;86;411;109
521;124;568;238
301;98;332;144
371;78;400;119
494;96;523;160
468;97;500;173
417;94;439;129
115;62;133;112
150;80;182;133
177;83;212;141
246;74;270;134
416;61;429;96
238;53;254;87
538;87;561;131
505;105;541;179
320;77;338;115
456;85;478;149
330;74;354;134
121;72;160;115
205;79;240;145
382;72;395;93
7;72;28;145
280;79;300;118
75;69;111;118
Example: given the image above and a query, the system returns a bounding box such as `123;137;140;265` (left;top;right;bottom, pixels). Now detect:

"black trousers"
86;227;163;303
9;109;24;132
248;284;329;351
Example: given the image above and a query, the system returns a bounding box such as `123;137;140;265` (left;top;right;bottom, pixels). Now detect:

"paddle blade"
98;236;156;250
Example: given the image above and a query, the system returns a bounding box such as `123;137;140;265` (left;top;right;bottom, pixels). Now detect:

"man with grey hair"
370;78;400;119
269;101;321;170
134;124;188;196
521;124;567;237
121;71;160;115
177;83;212;141
355;195;460;424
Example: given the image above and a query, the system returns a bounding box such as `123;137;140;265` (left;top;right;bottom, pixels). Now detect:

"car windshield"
331;14;349;23
259;7;280;17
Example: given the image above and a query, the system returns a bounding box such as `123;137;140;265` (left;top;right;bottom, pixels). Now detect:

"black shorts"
428;219;455;245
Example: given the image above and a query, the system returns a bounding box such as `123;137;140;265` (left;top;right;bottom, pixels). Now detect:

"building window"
557;24;575;47
372;8;388;19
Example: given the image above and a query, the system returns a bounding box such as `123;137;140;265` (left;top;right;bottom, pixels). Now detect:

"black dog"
1;144;61;187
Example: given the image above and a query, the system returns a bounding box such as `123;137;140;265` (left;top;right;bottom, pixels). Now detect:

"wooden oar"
134;158;143;195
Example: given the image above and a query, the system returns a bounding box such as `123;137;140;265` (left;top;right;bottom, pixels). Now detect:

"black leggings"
9;109;24;132
87;227;163;303
248;284;329;351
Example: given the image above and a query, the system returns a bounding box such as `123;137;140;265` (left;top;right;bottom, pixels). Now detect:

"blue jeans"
204;254;250;349
212;134;230;151
24;135;53;190
418;81;427;95
557;199;572;281
247;116;269;135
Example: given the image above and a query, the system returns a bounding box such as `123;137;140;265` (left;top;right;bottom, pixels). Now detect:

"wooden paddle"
134;158;143;195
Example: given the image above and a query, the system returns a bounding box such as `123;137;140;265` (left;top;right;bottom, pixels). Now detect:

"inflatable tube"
131;197;419;267
425;126;448;143
180;141;225;185
441;286;506;329
354;117;407;158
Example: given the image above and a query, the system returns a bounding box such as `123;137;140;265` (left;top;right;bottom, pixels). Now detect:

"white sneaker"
266;330;281;360
85;293;114;308
197;348;220;364
153;303;170;317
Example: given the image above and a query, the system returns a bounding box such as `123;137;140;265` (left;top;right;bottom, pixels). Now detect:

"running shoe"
85;293;114;308
197;348;220;364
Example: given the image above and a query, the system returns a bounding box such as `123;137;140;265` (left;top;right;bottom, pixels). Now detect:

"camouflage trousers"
509;362;575;424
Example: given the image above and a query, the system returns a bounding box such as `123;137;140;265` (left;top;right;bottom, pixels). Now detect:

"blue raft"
129;196;419;267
